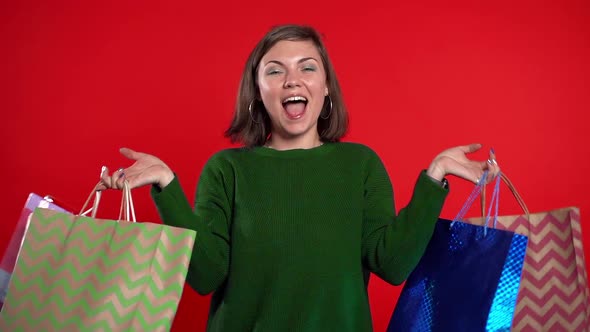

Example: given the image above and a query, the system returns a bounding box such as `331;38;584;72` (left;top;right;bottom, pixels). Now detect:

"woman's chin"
278;121;319;138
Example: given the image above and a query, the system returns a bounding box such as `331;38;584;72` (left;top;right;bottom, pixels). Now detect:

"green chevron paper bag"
0;188;196;331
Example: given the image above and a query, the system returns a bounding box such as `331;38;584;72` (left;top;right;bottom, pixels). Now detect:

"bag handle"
451;170;501;236
452;170;531;236
481;172;530;219
79;181;136;222
452;170;529;236
79;184;102;218
119;181;136;222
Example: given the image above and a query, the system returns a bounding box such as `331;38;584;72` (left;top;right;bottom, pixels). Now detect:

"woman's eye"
302;66;316;72
267;69;282;75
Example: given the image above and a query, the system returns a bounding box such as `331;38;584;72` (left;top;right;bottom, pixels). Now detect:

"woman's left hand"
426;143;499;184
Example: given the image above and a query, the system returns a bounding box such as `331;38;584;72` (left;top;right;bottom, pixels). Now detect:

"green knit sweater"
151;142;448;332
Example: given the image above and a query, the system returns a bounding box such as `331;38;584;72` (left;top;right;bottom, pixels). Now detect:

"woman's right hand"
98;147;174;190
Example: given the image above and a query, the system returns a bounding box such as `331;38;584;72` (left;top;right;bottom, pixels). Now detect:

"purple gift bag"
0;194;71;310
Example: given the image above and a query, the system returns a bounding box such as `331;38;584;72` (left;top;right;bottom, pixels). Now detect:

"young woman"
100;24;499;331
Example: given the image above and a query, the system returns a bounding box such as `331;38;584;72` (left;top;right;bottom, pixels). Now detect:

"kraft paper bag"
0;182;196;331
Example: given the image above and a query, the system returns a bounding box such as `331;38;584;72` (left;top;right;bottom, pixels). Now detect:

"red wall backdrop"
1;1;589;331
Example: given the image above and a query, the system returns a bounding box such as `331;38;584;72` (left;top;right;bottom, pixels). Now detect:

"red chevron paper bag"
467;207;590;331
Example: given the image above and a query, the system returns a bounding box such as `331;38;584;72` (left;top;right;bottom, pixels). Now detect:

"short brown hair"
225;24;348;147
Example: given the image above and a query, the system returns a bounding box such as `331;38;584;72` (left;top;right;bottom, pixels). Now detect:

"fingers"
95;183;108;191
99;165;127;190
97;148;143;190
99;166;111;189
443;144;500;185
461;143;482;154
120;147;142;160
471;160;487;184
113;167;127;189
96;166;109;190
485;148;500;182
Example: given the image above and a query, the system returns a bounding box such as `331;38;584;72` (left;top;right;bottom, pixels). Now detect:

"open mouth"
282;96;308;120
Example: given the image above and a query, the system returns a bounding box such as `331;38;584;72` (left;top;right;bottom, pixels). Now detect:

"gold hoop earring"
249;100;260;124
320;95;333;120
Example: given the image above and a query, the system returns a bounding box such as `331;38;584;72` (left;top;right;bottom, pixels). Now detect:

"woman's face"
257;40;328;142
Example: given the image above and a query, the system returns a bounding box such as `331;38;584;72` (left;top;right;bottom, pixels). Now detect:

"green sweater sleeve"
151;154;233;295
361;152;448;285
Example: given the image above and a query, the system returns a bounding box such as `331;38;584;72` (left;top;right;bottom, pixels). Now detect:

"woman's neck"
264;134;322;151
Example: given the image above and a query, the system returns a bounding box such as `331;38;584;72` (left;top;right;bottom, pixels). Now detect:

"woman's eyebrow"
265;57;318;66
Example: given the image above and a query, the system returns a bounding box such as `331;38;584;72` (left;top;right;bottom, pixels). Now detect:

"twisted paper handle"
79;180;136;222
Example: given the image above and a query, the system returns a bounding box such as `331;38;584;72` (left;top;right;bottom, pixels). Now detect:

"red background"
1;1;589;331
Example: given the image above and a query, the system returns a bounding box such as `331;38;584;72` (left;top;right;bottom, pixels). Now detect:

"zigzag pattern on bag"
0;208;196;332
468;207;590;332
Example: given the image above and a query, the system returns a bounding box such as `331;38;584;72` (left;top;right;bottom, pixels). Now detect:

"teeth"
282;96;307;103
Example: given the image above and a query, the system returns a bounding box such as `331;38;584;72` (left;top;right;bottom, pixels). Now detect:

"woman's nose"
283;71;302;89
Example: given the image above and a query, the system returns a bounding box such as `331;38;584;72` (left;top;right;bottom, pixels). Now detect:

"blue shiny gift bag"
388;172;528;332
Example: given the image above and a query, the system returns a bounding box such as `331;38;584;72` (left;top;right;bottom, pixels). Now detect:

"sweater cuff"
425;173;449;190
415;170;449;211
419;170;449;192
150;175;196;230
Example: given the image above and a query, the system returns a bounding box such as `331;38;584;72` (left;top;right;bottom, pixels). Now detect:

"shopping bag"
0;193;71;310
0;182;196;331
388;172;528;332
466;175;590;331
